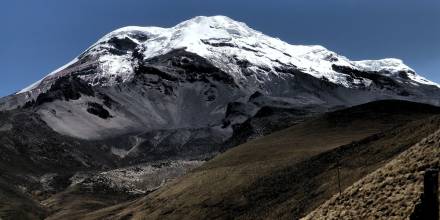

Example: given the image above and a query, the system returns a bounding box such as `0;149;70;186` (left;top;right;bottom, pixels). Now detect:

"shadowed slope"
0;176;46;220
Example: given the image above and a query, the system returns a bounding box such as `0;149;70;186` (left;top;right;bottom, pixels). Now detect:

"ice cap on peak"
101;15;256;42
16;15;439;95
176;15;248;28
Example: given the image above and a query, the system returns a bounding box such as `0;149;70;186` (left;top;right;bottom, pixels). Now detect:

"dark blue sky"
1;0;439;97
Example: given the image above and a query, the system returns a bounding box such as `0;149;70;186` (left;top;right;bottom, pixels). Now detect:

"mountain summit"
17;16;439;96
1;15;440;142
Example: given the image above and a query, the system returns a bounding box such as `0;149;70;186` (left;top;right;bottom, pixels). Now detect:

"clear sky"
1;0;439;97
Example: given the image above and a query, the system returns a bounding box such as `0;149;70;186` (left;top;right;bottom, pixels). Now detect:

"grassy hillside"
70;100;440;220
303;126;440;219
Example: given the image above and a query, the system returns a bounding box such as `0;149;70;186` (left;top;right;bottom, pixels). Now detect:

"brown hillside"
303;128;440;220
66;100;440;220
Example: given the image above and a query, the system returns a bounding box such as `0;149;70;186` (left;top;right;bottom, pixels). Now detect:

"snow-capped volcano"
3;16;440;220
17;15;438;96
2;15;440;142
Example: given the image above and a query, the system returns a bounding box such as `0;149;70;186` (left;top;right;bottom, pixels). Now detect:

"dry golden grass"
303;129;440;220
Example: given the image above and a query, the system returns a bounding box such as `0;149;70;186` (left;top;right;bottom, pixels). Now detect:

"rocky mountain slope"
1;15;439;164
0;108;206;220
0;16;439;172
43;100;440;220
1;16;440;142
